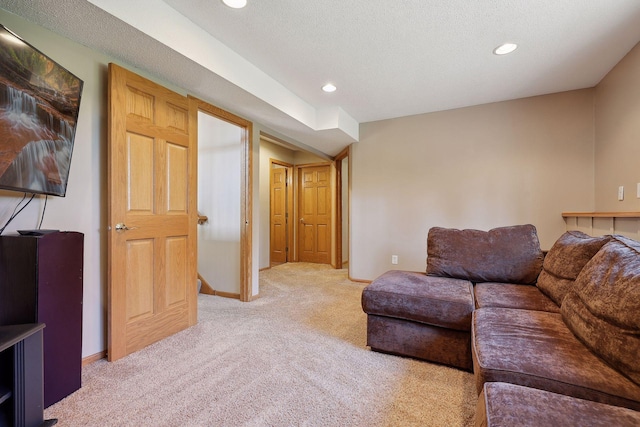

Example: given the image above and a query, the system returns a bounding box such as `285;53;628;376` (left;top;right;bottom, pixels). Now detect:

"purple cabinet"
0;232;83;408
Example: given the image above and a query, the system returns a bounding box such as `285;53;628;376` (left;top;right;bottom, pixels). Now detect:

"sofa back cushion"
426;224;544;284
562;235;640;386
537;231;612;305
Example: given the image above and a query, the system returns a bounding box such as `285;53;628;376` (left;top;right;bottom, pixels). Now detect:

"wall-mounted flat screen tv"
0;23;83;197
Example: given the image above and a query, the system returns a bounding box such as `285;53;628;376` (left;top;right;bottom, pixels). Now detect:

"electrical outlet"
637;183;640;199
618;186;624;201
391;255;398;265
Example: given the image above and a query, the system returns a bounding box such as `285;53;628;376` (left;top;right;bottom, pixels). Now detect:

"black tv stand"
0;232;84;408
0;323;58;426
16;230;59;237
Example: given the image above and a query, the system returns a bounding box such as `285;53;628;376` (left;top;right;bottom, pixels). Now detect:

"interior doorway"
269;160;293;266
194;99;252;301
335;148;349;270
260;134;347;270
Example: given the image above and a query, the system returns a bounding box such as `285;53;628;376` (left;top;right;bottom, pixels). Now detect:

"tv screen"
0;23;83;197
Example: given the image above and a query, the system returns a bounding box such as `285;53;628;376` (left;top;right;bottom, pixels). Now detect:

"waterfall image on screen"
0;24;83;197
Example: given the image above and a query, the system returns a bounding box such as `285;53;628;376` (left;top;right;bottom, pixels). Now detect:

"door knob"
115;223;131;231
300;218;304;223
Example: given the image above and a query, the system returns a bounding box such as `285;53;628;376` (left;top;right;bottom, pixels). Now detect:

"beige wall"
293;151;329;165
595;42;640;211
351;90;596;281
0;10;115;358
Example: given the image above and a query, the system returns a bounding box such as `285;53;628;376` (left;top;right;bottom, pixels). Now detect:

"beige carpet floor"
45;263;476;426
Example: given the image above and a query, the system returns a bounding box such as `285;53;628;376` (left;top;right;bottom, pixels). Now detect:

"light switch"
618;186;624;201
637;183;640;199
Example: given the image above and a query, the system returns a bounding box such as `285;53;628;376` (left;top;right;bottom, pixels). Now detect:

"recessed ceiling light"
322;83;337;93
222;0;247;8
493;43;518;55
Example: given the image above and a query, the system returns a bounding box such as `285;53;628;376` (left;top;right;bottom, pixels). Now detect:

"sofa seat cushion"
562;235;640;387
361;270;474;331
426;224;544;285
474;282;559;312
477;382;640;427
537;230;611;305
472;307;640;410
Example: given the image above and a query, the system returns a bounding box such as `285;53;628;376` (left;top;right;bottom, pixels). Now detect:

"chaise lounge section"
362;271;475;370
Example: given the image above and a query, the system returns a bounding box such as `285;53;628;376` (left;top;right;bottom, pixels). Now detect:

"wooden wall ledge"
562;212;640;218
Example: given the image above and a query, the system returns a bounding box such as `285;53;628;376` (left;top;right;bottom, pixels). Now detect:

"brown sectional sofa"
361;225;640;425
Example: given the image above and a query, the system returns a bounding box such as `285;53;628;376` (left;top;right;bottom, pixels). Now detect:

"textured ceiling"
1;0;640;156
166;0;640;122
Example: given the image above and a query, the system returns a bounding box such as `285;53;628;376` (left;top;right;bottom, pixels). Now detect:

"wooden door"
270;164;288;265
298;165;331;264
107;64;197;361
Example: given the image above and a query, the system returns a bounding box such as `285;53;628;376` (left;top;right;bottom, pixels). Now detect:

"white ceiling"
1;0;640;156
